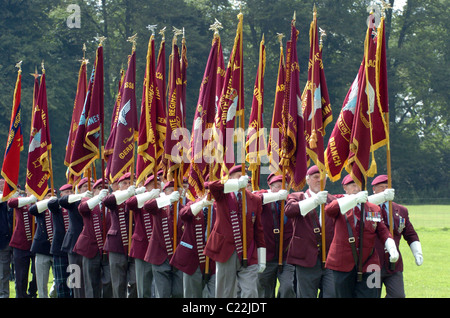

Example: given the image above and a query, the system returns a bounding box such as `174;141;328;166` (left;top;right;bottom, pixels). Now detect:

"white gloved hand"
17;195;37;207
385;238;399;263
36;198;54;213
238;175;249;189
299;191;328;216
136;189;161;208
262;189;288;205
257;248;267;273
368;188;395;205
355;191;368;204
86;189;109;210
127;185;137;197
135;186;146;195
410;241;423;266
169;191;180;203
277;189;289;201
68;190;93;204
190;197;214;216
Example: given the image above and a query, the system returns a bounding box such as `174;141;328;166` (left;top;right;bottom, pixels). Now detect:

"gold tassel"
309;129;318;149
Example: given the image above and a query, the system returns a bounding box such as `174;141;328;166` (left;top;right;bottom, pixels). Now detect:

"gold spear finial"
146;24;158;35
159;27;167;41
172;26;183;45
41;60;45;74
209;18;223;37
319;27;327;48
95;35;107;46
30;65;40;79
380;0;392;17
127;33;138;52
15;60;22;72
276;32;285;48
292;11;296;26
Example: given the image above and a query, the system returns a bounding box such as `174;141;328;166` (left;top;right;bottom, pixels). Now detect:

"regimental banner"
1;69;24;200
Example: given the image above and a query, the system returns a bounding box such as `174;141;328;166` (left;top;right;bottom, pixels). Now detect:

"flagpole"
41;61;55;196
127;34;138;255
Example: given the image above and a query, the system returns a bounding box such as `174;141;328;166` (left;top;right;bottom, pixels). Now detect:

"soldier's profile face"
119;179;131;190
373;183;388;194
343;182;360;195
306;173;322;193
269;181;282;193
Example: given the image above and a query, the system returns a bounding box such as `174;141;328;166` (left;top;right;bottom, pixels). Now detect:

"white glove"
368;188;395;205
257;247;267;273
262;189;288;205
17;195;37;207
190;197;214;216
136;189;161;208
355;191;368;204
135;186;146;195
299;191;328;216
87;189;109;210
36;197;55;213
169;191;180;203
410;241;423;266
385;238;399;263
114;186;136;205
68;190;93;204
156;190;180;208
224;175;249;193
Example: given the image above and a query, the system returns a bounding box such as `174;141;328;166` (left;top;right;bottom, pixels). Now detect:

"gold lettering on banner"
328;137;342;167
124;82;134;89
119;143;134;159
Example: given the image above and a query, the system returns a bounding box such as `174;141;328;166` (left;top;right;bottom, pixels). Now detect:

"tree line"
0;0;448;203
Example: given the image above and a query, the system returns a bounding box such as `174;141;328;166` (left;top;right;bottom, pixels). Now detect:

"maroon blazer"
126;196;153;261
7;198;34;251
204;181;266;265
103;194;131;255
374;201;420;273
284;190;335;268
254;189;293;263
143;199;184;266
325;195;392;272
74;197;111;259
170;200;216;275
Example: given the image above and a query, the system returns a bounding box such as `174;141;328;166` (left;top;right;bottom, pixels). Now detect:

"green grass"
380;204;450;298
7;205;450;298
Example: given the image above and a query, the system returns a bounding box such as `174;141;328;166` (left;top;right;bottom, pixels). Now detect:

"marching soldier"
126;174;160;298
29;189;57;298
47;184;73;298
103;172;143;298
59;177;93;298
284;165;336;298
204;165;266;298
325;174;399;298
255;173;293;298
170;194;215;298
8;191;38;297
0;179;14;298
75;178;111;298
369;174;423;298
143;180;183;298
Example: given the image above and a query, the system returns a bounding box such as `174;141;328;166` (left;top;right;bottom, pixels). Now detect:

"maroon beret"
229;165;244;176
307;165;319;176
93;179;107;189
59;184;72;192
341;174;355;185
77;177;93;189
371;174;388;186
118;172;131;183
144;175;161;187
163;180;175;191
268;175;283;185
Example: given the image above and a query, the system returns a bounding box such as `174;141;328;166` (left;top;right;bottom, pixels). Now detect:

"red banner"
268;41;286;175
107;51;138;182
1;69;24;200
212;13;244;181
186;35;224;200
246;36;266;191
26;70;52;200
64;60;87;184
69;45;104;179
281;21;307;191
302;12;332;177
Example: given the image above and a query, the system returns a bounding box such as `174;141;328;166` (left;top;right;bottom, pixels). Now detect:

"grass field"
7;204;450;298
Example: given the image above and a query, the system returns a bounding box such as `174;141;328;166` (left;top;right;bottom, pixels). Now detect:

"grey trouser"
215;251;258;298
258;260;295;298
83;252;112;298
295;257;335;298
135;257;153;298
183;267;215;298
35;253;53;298
108;252;136;298
152;259;183;298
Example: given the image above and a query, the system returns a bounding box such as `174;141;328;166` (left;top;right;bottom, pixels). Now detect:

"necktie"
381;203;389;226
237;192;242;220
